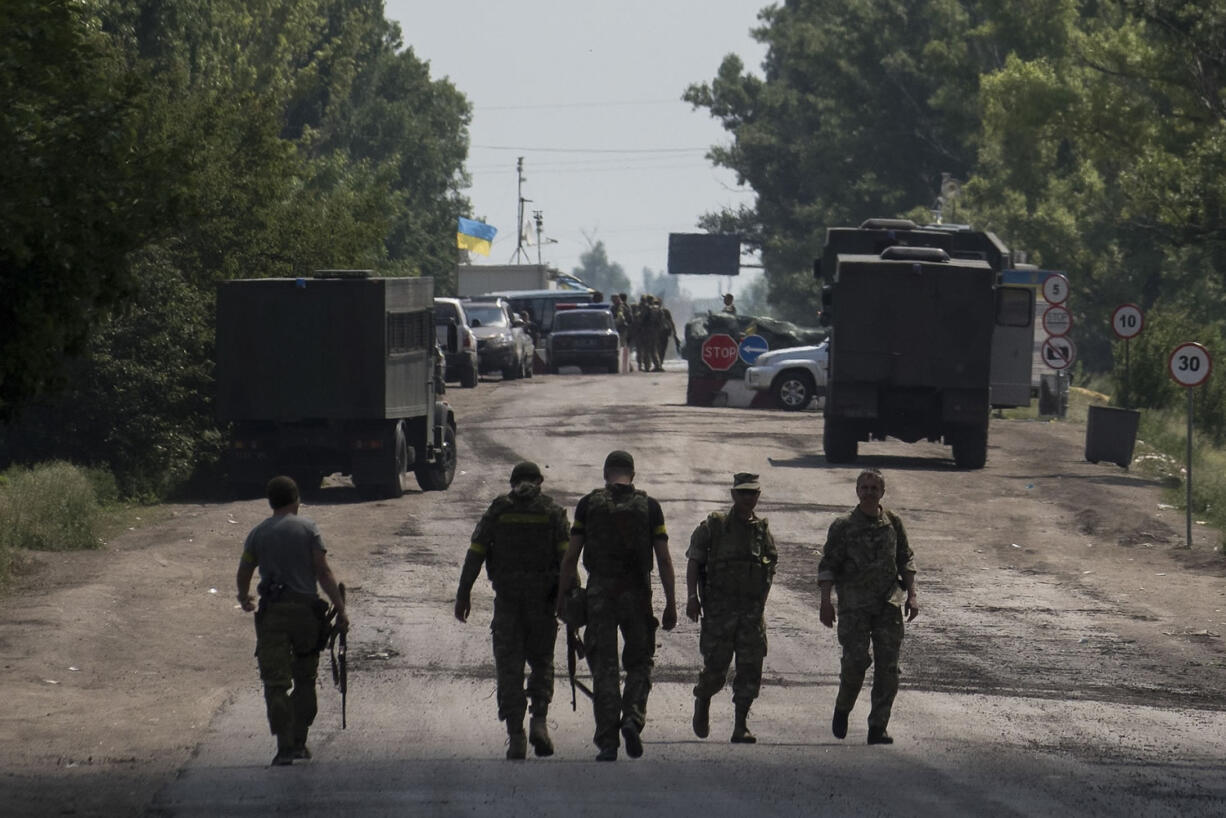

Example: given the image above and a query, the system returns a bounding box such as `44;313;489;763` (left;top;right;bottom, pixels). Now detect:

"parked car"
463;297;535;379
433;297;479;388
547;306;619;374
479;288;596;339
744;340;829;411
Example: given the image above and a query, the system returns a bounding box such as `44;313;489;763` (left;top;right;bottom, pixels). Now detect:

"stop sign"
701;334;739;371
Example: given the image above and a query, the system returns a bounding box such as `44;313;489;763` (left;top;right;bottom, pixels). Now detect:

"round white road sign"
1042;305;1073;336
1042;273;1070;304
1168;342;1212;387
1112;304;1144;340
1041;335;1077;370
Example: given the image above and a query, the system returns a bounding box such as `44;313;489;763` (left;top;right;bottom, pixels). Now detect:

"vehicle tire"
951;426;988;469
378;421;412;499
460;362;478;389
415;423;456;491
502;358;520;380
607;359;619;374
772;370;816;411
823;417;858;464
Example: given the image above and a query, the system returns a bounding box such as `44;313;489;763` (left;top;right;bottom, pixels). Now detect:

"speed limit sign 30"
1168;342;1212;387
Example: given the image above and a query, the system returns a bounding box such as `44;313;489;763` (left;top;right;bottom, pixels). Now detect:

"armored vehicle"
216;273;457;497
817;219;1035;468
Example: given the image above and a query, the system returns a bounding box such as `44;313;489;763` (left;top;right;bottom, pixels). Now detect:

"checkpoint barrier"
682;312;825;408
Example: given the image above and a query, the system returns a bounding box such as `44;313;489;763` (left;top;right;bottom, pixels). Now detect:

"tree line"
0;0;471;497
685;0;1226;436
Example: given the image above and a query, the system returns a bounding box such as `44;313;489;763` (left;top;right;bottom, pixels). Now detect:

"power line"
472;144;708;154
477;99;682;111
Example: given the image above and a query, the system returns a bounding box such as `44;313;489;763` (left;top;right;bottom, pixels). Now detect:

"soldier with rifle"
456;461;571;759
556;450;677;761
236;475;349;767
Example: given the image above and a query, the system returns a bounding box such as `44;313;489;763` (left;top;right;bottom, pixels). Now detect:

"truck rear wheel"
951;426;988;469
415;424;456;491
377;421;413;498
772;370;816;411
823;418;858;463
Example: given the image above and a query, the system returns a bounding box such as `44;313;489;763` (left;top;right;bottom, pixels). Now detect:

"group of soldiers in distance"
605;292;678;373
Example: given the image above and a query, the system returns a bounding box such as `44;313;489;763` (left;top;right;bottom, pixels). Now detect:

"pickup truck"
744;341;828;411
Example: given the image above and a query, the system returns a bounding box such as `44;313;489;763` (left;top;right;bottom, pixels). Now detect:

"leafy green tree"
573;240;631;297
686;0;1079;323
0;0;178;416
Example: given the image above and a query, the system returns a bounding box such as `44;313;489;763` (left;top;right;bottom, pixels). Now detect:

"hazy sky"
384;0;769;296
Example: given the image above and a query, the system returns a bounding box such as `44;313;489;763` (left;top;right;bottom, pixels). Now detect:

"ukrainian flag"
457;217;497;257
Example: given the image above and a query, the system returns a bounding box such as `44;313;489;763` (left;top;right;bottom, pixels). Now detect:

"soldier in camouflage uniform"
818;469;919;745
686;472;777;743
455;461;571;759
557;450;678;761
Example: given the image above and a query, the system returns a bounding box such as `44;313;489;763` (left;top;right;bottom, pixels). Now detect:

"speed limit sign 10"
1168;342;1212;387
1112;304;1143;339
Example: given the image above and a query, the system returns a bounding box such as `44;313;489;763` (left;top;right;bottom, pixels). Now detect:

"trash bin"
1085;405;1141;468
1038;373;1068;417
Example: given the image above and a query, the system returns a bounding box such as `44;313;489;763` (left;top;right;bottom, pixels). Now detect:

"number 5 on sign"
1168;342;1212;387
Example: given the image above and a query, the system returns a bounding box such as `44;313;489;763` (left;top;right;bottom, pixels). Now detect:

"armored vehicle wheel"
460;363;479;388
823;418;858;463
379;422;413;498
415;423;456;491
772;370;816;411
951;426;988;469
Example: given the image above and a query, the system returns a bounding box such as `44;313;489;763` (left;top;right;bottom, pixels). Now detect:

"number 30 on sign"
1168;342;1212;388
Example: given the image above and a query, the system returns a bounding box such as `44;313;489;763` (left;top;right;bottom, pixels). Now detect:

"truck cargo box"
216;276;434;423
830;254;995;391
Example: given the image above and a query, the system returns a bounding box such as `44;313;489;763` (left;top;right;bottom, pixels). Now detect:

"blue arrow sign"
739;334;769;365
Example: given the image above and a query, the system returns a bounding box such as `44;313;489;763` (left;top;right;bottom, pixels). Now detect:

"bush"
0;462;103;555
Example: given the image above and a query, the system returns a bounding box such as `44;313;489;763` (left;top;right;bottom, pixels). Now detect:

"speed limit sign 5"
1112;304;1143;339
1168;342;1212;387
1041;273;1069;304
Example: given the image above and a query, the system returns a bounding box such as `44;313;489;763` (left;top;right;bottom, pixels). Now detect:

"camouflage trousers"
636;337;661;370
491;589;558;725
584;573;657;751
254;600;322;750
693;603;767;704
835;601;904;729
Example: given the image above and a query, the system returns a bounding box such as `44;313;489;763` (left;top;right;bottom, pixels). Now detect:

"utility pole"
533;210;544;265
513;157;531;264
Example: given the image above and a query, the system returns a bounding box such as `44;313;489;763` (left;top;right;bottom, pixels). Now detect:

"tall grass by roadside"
1001;378;1226;551
0;462;110;584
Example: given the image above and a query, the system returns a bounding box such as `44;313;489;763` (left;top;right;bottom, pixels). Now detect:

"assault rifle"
566;624;592;710
326;583;347;729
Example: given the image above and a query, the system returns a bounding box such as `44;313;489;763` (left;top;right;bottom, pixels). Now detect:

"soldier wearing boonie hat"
456;461;571;760
685;472;777;743
556;450;677;761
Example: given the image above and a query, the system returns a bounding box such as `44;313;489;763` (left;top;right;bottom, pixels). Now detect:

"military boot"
730;702;756;744
692;697;711;739
867;726;894;745
528;704;554;758
506;719;528;760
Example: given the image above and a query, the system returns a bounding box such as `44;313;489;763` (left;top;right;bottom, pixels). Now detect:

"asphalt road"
49;366;1226;816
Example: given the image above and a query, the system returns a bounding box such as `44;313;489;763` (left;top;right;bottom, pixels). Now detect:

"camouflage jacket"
817;507;915;612
687;510;776;607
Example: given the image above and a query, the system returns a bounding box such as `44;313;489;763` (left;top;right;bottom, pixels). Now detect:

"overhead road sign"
668;233;741;276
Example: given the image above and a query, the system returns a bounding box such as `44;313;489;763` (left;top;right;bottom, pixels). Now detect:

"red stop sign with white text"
701;334;739;371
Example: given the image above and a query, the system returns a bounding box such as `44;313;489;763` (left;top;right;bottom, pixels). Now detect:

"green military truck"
216;272;457;497
816;219;1035;468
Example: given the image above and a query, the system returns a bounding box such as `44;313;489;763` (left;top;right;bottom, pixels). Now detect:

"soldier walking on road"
557;450;678;761
236;476;349;767
455;462;571;759
655;301;676;370
818;469;918;745
686;473;777;743
722;293;737;315
612;293;632;374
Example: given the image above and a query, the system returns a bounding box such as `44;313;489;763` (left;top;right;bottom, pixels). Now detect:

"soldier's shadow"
769;454;960;472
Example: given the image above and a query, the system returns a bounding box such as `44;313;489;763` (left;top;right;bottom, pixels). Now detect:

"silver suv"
433;298;479;388
463;297;535;380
